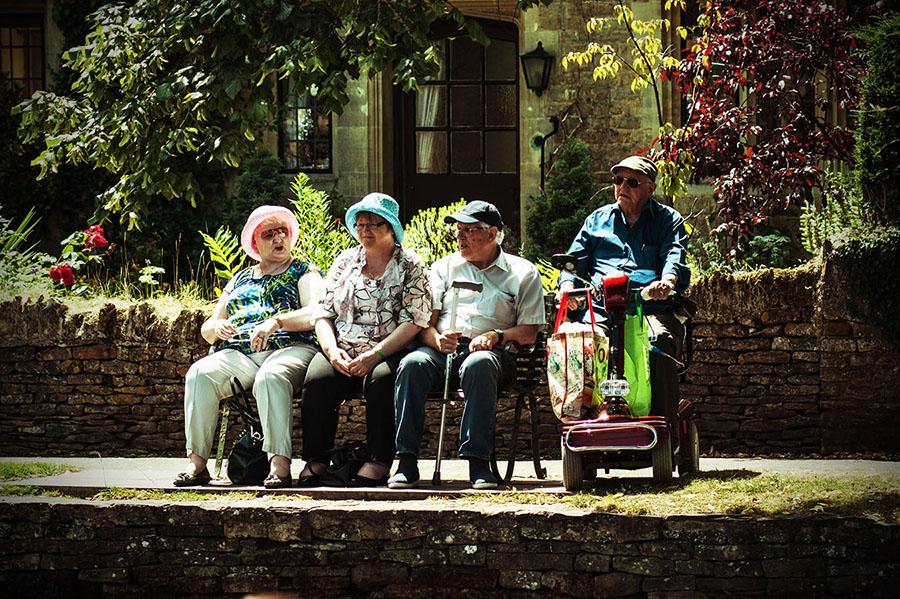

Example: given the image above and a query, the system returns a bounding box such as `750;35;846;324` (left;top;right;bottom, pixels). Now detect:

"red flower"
50;263;76;287
84;224;108;249
59;264;76;286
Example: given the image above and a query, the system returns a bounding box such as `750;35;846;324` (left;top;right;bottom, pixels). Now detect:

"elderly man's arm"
645;213;691;300
470;263;546;351
418;309;462;354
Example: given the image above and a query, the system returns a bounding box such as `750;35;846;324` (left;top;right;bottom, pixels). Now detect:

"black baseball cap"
444;200;505;230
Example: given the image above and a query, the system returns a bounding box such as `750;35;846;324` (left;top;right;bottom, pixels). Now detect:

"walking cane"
433;279;483;485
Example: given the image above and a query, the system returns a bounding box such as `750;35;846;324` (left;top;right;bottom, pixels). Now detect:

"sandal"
263;472;292;489
173;468;211;487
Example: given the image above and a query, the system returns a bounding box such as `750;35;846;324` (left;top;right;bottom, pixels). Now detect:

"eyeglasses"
455;225;490;238
259;226;289;241
355;221;388;232
612;175;652;188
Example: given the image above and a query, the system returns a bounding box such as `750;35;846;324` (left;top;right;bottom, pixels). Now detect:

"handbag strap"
228;378;260;427
553;289;597;333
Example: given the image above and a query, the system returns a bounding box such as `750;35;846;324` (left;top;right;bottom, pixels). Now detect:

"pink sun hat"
240;205;300;262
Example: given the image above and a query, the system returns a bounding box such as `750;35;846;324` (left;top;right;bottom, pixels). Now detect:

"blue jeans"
394;345;502;461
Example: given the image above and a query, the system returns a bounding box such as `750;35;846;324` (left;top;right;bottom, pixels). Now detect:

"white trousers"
183;344;317;460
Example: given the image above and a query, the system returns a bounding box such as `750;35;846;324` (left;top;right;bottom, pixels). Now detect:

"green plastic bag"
594;314;652;416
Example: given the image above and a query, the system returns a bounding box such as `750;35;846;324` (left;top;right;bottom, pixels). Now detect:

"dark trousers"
646;312;685;424
300;350;406;464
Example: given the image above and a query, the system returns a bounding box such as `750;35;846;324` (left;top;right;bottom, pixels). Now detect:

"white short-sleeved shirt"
430;250;546;337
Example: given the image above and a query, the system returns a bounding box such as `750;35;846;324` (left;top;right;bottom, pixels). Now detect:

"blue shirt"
558;198;690;318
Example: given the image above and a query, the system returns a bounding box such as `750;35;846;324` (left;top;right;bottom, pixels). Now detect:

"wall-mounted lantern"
520;41;554;97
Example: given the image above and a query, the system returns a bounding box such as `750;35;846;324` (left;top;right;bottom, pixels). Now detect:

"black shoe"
296;462;328;488
347;473;389;487
387;455;419;489
468;459;498;490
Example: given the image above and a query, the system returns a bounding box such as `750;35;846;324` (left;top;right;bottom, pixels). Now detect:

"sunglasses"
612;175;651;188
259;226;290;241
355;221;389;232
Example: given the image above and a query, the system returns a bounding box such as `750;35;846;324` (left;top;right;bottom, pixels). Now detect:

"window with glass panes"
415;35;518;175
0;15;44;97
278;79;332;172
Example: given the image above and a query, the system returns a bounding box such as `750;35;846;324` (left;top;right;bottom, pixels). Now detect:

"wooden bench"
211;335;548;485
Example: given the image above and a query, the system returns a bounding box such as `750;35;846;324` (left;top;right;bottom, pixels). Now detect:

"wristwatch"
492;329;505;345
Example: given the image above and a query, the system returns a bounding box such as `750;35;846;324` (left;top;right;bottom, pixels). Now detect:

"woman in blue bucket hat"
299;192;432;486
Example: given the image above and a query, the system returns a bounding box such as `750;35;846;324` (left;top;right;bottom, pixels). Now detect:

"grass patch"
463;472;900;523
93;487;260;502
0;485;62;497
0;462;79;481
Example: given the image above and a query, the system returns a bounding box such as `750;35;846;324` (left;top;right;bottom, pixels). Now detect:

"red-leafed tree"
658;0;871;255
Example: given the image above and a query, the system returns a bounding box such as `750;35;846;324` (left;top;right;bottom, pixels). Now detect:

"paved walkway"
3;456;898;499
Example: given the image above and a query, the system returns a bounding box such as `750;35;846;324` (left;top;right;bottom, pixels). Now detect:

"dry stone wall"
0;259;897;458
0;499;896;597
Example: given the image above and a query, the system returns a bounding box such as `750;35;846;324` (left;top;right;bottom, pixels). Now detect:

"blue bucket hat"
345;192;404;244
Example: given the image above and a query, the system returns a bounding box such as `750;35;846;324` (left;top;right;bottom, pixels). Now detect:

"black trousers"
646;311;685;425
300;350;406;464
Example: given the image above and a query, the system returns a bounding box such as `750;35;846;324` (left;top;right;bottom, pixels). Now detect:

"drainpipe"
532;116;560;192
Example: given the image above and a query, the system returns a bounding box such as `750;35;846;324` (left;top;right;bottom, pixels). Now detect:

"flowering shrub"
48;224;115;293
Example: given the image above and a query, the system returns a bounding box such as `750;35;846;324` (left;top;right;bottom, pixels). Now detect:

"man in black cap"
559;155;690;423
389;200;546;489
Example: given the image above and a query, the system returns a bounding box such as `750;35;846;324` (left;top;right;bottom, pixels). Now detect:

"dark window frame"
277;79;333;174
0;13;45;97
413;30;519;176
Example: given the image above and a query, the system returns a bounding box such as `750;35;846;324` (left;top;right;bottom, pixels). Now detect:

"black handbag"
226;379;268;486
318;442;368;487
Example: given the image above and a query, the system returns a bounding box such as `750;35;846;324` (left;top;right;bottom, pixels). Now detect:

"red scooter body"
554;266;700;491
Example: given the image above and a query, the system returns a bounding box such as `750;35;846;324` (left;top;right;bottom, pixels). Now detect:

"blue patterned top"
220;259;318;354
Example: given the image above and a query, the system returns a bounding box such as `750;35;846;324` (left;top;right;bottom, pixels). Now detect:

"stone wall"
1;258;898;459
0;499;896;597
0;300;529;458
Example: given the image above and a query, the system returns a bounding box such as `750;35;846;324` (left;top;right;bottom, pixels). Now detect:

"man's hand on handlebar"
643;276;676;301
556;282;581;312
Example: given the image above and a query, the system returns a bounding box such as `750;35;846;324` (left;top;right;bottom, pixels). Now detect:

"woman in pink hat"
298;192;432;487
174;205;323;489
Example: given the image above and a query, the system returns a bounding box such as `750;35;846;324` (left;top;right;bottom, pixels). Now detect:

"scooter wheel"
561;437;584;492
651;434;673;483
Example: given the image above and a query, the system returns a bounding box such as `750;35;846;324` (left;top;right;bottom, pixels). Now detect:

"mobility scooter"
551;254;699;491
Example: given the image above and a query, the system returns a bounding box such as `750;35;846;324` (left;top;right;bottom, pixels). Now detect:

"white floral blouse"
316;245;432;357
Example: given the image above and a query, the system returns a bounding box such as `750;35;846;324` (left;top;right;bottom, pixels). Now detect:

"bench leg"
213;401;231;479
500;392;526;483
528;393;546;479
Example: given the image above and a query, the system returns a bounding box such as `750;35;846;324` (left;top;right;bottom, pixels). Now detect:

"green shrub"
402;199;466;267
742;228;791;269
855;15;900;225
832;225;900;345
288;174;355;273
524;138;608;261
199;226;246;294
800;172;870;256
224;151;291;232
0;206;53;299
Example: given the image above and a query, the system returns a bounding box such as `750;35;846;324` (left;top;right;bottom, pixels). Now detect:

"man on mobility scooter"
555;155;697;488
